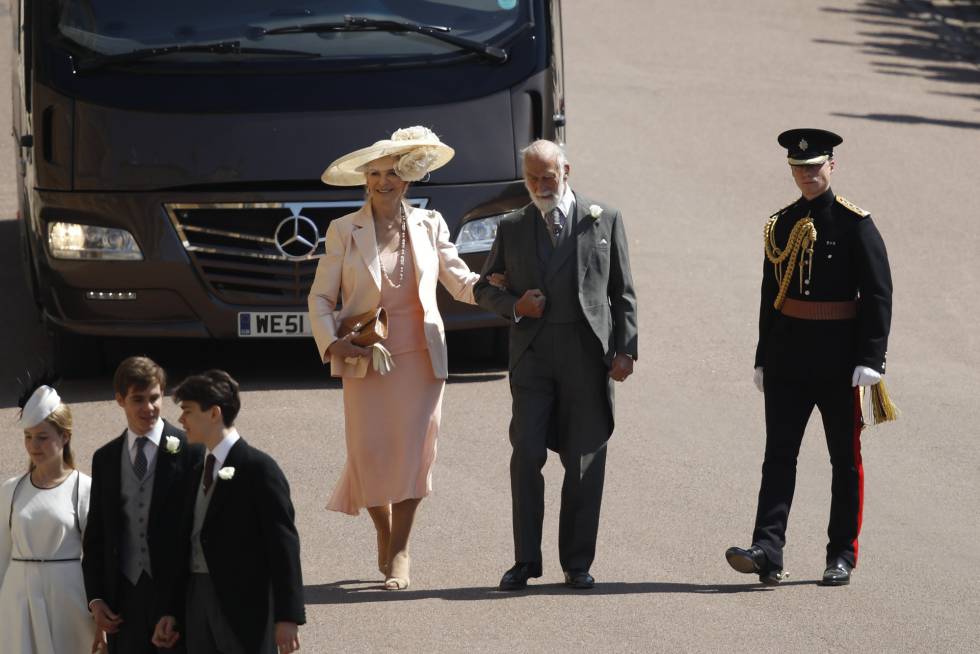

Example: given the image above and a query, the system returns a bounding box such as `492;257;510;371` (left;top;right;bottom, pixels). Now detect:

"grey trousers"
508;321;612;571
186;574;273;654
109;572;178;654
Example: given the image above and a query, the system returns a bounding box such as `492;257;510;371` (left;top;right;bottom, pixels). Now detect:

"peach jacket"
307;202;478;379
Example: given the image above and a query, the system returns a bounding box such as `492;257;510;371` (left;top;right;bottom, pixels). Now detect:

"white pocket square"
599;238;609;245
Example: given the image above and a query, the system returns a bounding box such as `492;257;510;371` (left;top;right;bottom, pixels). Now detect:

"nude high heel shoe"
384;551;411;590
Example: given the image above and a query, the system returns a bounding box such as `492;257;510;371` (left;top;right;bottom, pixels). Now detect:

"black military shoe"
498;561;543;591
725;545;787;586
563;570;595;589
821;557;853;586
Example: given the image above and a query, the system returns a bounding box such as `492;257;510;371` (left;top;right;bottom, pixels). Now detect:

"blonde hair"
25;403;75;472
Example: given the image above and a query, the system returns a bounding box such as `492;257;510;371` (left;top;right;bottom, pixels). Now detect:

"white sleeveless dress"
0;471;95;654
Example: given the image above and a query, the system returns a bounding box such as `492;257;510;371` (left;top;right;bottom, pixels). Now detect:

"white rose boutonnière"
589;204;603;221
217;467;236;481
164;436;181;454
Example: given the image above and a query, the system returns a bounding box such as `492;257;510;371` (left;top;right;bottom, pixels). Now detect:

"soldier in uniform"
726;129;892;586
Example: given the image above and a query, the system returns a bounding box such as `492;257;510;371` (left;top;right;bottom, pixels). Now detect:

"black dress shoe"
821;557;853;586
563;570;595;589
725;545;787;586
498;561;542;591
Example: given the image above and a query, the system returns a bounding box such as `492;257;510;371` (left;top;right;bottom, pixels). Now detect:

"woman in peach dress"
308;127;490;590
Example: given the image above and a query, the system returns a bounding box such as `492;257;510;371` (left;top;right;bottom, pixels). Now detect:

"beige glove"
371;343;395;375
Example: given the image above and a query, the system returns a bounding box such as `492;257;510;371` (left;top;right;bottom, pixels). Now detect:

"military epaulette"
835;195;870;218
768;202;794;221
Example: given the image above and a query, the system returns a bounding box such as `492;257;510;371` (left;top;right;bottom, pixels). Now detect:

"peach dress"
327;239;445;515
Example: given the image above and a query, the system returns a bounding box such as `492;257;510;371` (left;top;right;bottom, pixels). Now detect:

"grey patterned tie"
133;437;148;480
549;207;564;245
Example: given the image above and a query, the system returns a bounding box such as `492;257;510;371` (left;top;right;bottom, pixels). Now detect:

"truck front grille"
166;200;426;305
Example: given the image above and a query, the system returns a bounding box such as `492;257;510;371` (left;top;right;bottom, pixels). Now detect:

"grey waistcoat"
190;472;214;574
119;444;155;585
535;207;584;325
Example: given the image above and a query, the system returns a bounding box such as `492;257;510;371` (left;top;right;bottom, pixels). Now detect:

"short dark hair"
114;356;167;397
173;370;241;427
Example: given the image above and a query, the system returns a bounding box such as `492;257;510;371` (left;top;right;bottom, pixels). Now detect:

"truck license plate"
237;312;312;338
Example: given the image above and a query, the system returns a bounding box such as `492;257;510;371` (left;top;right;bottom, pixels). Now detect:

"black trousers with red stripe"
752;375;864;570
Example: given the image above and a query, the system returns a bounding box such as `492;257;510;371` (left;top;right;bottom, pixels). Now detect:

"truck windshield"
56;0;529;63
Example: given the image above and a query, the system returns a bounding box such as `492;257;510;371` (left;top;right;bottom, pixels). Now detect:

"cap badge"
799;138;808;151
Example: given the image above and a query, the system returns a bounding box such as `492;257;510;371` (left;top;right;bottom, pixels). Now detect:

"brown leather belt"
780;298;858;320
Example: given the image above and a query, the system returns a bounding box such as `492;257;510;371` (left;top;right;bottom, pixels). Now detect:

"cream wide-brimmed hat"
321;126;455;186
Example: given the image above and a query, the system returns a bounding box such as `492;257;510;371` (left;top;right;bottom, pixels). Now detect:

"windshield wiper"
74;40;320;73
261;15;507;63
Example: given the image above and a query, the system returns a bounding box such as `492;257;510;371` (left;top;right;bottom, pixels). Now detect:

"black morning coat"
164;438;305;654
755;187;893;382
82;420;202;615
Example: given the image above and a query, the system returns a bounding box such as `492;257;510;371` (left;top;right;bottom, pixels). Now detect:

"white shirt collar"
127;419;164;451
209;428;241;469
557;184;574;218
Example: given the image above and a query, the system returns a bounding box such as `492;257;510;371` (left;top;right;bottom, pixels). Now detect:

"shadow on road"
303;579;822;603
818;1;980;90
0;217;51;404
830;110;980;128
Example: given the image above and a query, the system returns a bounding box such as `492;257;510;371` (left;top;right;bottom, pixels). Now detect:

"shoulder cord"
764;213;817;310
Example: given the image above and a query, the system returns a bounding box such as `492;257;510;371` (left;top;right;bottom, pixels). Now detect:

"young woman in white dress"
0;385;96;653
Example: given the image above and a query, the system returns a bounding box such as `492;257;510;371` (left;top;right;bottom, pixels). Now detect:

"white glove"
753;367;764;393
851;365;881;387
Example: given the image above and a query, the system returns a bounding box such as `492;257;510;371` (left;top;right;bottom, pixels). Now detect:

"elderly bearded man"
475;140;638;590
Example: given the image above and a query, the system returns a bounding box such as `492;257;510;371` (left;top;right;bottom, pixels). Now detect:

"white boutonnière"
164;435;181;455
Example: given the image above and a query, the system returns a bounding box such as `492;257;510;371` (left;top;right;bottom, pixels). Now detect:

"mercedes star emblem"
274;214;320;260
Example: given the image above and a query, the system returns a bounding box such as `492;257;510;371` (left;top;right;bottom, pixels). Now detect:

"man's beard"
527;180;565;214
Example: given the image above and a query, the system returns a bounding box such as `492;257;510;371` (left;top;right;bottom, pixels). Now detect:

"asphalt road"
1;1;979;652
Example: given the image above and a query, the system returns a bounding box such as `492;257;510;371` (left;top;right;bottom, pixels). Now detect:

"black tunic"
755;188;892;382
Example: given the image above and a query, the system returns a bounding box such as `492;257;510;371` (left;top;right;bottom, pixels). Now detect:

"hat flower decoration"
392;127;441;182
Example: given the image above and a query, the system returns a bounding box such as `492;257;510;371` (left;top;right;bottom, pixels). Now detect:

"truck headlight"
455;213;506;254
47;222;144;261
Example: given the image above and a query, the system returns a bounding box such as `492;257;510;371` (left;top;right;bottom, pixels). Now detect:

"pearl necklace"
381;204;408;289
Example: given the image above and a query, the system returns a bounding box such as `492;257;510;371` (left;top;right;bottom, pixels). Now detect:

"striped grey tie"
549;207;564;245
133;437;148;480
